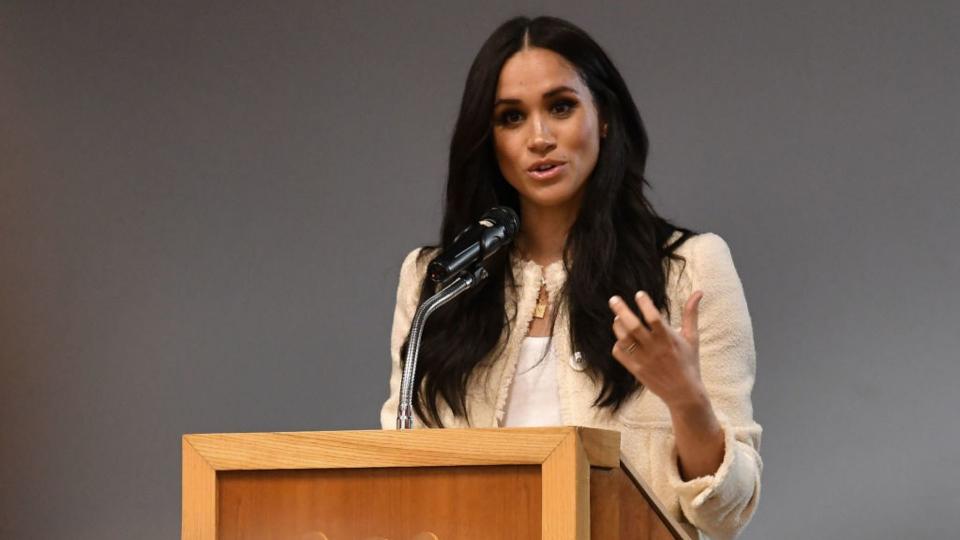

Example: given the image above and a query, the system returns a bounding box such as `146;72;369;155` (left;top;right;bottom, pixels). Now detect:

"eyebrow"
494;85;579;107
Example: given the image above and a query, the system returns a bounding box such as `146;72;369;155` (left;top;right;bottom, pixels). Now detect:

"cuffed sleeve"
379;248;427;430
666;421;762;539
670;233;763;539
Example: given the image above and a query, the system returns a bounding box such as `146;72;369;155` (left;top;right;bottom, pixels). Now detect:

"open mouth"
528;162;566;180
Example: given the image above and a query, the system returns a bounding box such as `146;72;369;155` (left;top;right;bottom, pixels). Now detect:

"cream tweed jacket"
380;233;762;540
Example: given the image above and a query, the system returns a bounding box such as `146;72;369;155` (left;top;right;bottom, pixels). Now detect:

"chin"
518;185;584;209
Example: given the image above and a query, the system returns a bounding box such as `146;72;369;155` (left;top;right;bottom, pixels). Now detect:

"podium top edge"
182;426;621;469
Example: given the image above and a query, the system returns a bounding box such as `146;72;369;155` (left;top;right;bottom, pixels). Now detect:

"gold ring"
624;341;639;354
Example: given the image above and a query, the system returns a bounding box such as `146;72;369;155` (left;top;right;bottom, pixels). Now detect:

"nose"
527;115;556;155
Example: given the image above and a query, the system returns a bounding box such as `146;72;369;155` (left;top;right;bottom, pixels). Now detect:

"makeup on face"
492;48;602;211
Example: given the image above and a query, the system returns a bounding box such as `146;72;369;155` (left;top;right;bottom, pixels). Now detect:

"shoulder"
398;246;439;279
671;232;741;284
398;247;424;281
396;246;440;300
672;232;733;264
663;233;748;318
675;233;753;334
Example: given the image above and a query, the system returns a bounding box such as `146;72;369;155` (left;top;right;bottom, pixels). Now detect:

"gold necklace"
533;278;548;319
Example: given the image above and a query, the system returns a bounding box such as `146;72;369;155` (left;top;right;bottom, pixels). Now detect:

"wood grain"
217;465;541;540
181;437;216;540
590;465;692;540
183;427;619;471
182;427;686;539
620;461;693;540
541;430;590;539
590;466;621;538
575;426;621;468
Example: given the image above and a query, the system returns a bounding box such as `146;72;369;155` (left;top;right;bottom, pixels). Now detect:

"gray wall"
2;1;958;538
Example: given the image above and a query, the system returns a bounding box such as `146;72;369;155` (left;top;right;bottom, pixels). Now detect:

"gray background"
2;1;958;538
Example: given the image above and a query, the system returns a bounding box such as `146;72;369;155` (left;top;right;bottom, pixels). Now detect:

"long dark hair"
404;16;693;427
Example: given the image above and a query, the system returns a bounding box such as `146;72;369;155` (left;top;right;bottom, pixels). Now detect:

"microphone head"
427;206;520;284
480;206;519;236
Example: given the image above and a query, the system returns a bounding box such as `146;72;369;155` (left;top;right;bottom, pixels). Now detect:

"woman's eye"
551;100;576;116
498;110;524;126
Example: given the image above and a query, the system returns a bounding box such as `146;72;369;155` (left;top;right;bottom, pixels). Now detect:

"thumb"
681;290;704;344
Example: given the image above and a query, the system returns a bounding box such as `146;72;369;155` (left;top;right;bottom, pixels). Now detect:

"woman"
381;16;761;540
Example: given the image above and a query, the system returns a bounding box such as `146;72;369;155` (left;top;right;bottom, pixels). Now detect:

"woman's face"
492;47;603;212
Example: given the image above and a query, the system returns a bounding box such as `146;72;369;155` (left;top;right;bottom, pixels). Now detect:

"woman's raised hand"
608;290;706;410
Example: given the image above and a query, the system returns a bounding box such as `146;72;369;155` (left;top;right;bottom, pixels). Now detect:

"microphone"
427;206;519;283
397;206;517;429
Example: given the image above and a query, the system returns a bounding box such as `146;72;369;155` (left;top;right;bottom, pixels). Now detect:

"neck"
516;199;580;266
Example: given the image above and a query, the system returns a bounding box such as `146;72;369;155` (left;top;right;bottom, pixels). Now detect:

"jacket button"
569;352;586;372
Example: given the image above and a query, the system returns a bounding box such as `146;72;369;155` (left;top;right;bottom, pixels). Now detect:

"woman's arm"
609;290;726;479
609;233;761;539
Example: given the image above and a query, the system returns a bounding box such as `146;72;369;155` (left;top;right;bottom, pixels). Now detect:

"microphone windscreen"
481;206;519;236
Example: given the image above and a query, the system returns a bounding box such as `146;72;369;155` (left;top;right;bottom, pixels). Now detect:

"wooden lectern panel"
218;465;541;539
183;427;689;540
589;467;680;540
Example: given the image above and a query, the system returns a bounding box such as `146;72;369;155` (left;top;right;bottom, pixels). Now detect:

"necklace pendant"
533;301;547;319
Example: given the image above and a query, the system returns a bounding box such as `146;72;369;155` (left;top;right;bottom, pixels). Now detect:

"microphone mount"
396;264;489;430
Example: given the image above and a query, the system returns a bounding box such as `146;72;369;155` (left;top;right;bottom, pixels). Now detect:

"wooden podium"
182;427;691;539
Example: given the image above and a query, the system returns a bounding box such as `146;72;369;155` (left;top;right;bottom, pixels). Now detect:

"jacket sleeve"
380;247;426;430
665;233;763;539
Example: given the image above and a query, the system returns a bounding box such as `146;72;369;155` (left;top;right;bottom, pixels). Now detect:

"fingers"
608;296;650;343
613;316;643;352
609;291;668;338
681;290;704;343
634;291;668;338
610;315;644;381
612;316;629;340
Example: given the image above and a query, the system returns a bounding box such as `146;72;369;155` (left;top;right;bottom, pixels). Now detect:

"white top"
501;336;562;427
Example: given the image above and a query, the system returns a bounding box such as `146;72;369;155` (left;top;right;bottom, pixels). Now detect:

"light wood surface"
541;430;591;539
181;438;216;539
577;426;621;468
184;427;619;470
182;427;689;539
